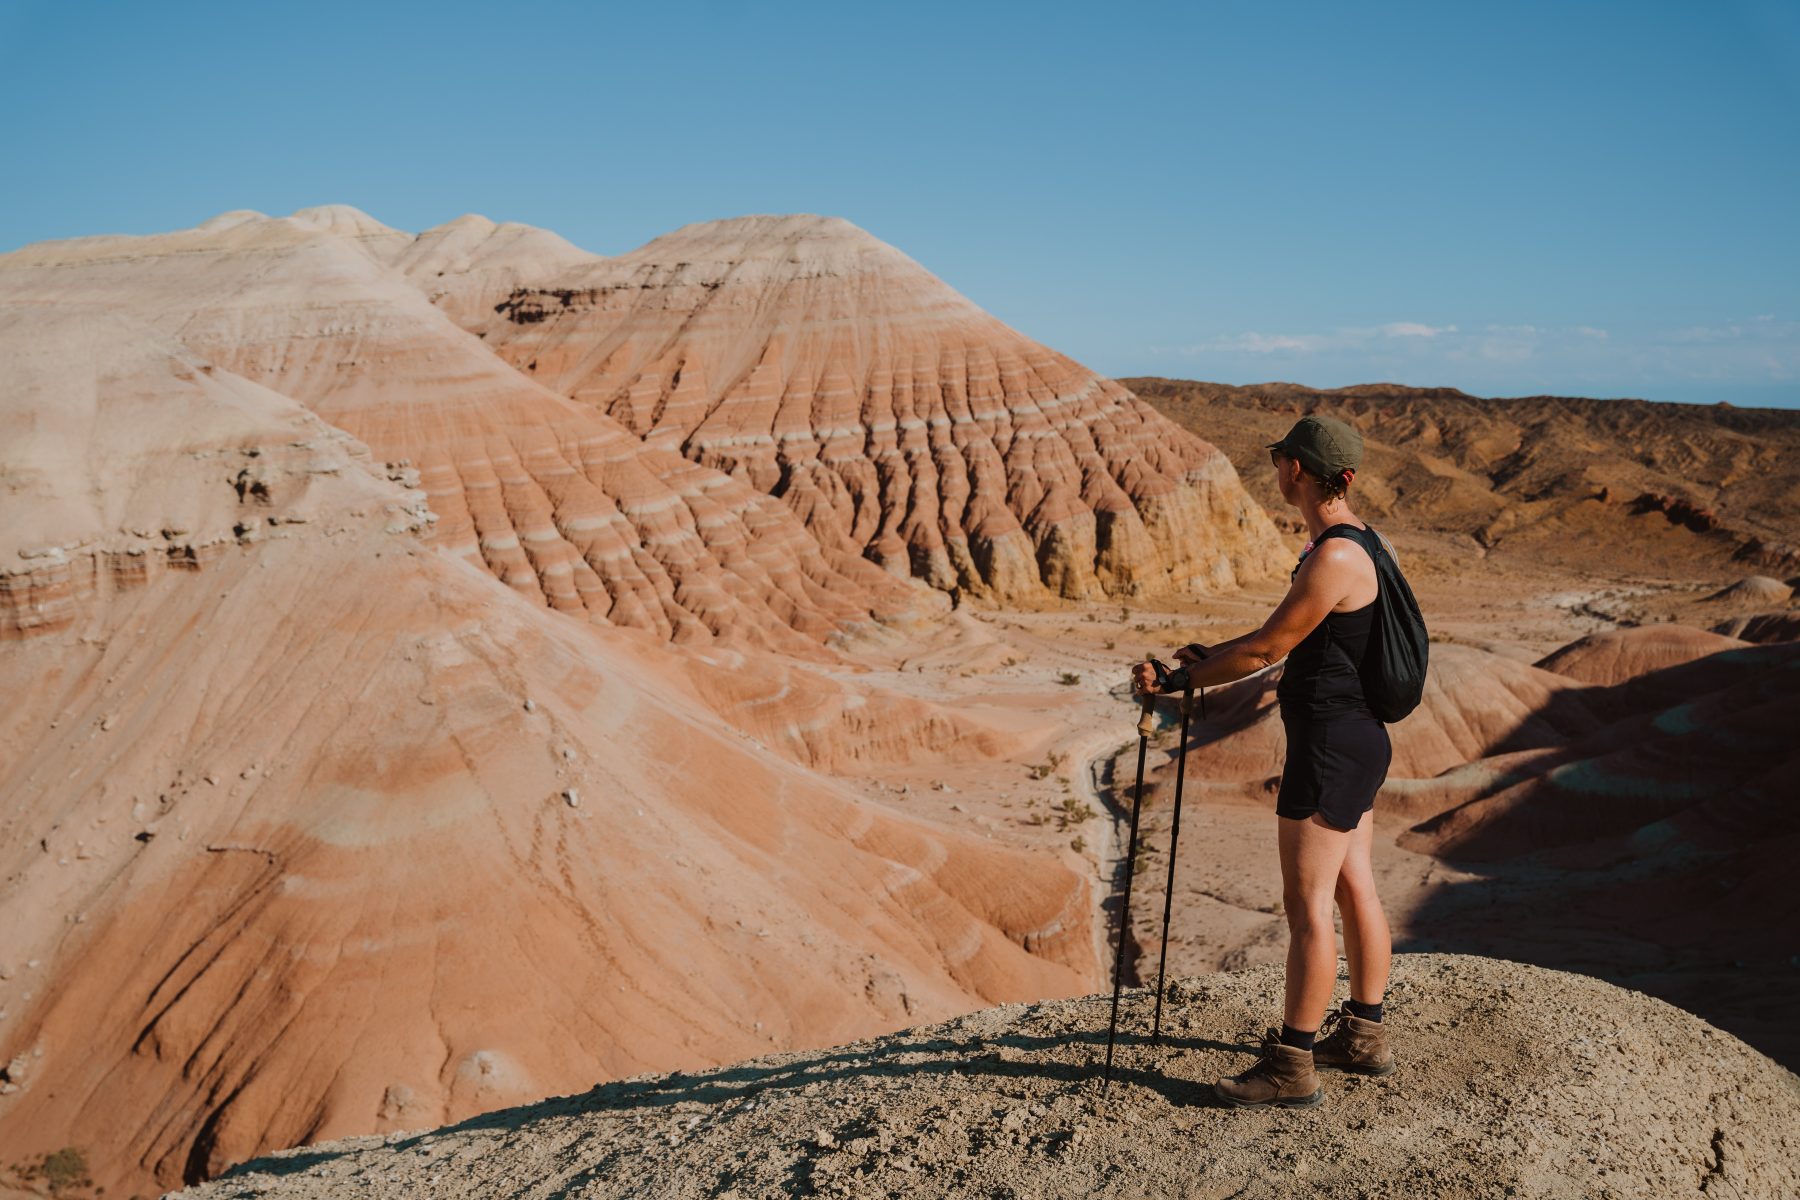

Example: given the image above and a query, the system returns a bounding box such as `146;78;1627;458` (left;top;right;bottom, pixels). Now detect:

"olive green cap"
1267;413;1363;480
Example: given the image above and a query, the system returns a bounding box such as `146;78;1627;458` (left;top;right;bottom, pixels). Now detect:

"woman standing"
1132;413;1397;1109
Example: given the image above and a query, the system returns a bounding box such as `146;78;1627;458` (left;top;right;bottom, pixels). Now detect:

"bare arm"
1131;540;1365;694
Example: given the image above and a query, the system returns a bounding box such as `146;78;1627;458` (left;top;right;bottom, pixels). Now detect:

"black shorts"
1276;713;1391;831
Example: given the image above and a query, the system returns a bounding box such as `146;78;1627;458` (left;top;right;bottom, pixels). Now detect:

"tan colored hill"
163;954;1800;1200
1705;574;1794;604
1124;376;1800;578
450;216;1284;601
0;209;907;655
1531;623;1748;685
0;230;1142;1195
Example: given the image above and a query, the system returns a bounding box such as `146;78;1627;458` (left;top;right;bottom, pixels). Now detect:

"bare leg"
1334;807;1391;1006
1278;813;1355;1031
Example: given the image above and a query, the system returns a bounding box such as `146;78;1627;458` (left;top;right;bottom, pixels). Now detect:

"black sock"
1346;998;1384;1023
1278;1023;1316;1051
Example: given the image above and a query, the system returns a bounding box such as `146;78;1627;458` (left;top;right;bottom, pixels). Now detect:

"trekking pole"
1102;661;1159;1090
1150;672;1204;1046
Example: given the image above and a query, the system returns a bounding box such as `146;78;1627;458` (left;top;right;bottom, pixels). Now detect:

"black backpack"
1310;524;1429;723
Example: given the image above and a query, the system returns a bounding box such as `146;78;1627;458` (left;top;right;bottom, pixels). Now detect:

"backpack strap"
1290;523;1377;580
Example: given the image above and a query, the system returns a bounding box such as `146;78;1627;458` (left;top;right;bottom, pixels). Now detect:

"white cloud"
1159;321;1458;356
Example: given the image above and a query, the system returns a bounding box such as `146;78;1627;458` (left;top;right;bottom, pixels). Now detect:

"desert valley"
1;206;1796;1199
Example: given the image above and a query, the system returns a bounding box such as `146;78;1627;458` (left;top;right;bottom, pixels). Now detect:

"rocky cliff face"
452;215;1283;601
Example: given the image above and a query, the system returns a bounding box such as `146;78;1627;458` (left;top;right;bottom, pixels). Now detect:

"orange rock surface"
457;215;1283;601
5;208;1302;1195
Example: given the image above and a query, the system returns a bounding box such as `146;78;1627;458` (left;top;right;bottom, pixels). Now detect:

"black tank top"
1277;524;1377;722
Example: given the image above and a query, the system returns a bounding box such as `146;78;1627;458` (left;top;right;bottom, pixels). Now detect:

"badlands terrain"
0;206;1796;1198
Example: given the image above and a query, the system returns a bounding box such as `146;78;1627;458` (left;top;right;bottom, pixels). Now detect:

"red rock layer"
453;214;1283;600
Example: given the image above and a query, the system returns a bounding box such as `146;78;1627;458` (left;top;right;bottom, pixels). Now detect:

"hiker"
1132;413;1397;1108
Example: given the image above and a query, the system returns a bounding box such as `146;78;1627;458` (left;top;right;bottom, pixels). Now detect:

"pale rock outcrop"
394;212;601;328
457;214;1283;601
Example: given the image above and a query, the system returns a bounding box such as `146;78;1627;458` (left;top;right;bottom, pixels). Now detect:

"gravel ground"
173;953;1800;1200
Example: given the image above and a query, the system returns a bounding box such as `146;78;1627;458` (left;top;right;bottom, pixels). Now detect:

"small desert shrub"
1070;834;1087;853
1057;671;1082;686
39;1147;90;1196
1055;797;1096;829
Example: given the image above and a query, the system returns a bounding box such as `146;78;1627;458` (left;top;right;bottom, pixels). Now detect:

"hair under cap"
1266;413;1364;481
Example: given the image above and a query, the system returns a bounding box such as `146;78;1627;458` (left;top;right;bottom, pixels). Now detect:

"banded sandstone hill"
454;216;1284;601
0;207;1276;1198
0;305;1102;1197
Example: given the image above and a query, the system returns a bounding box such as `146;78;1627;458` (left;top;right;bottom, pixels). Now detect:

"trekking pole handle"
1137;655;1174;736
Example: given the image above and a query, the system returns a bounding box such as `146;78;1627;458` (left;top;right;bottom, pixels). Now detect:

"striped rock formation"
443;214;1283;600
0;205;1275;1196
0;305;1095;1198
0;208;917;654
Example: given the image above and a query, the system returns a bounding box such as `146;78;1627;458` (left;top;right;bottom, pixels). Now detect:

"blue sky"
3;0;1796;406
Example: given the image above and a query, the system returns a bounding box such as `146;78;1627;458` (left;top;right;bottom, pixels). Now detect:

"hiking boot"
1212;1029;1323;1108
1312;1005;1396;1076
